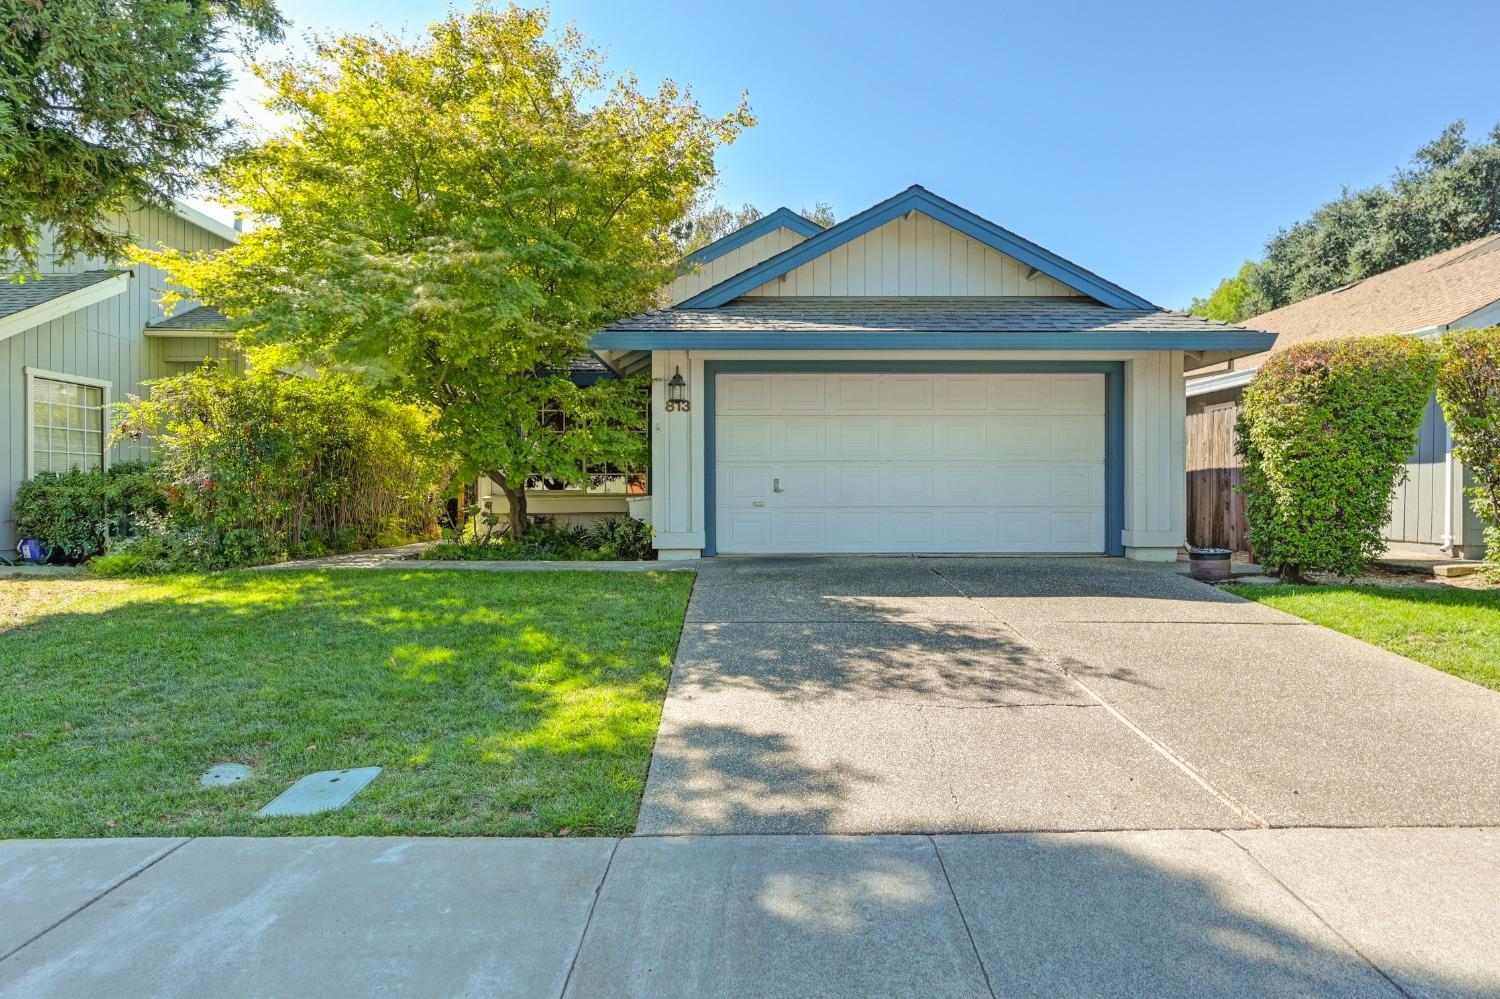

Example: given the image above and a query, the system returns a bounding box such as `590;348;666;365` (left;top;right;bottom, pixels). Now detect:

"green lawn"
0;569;693;838
1224;583;1500;692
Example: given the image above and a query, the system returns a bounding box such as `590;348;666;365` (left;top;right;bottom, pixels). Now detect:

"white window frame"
23;367;112;479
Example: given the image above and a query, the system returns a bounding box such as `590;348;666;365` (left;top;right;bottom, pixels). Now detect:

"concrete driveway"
639;556;1500;834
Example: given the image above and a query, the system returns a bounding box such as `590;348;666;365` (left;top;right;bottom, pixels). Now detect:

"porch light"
665;366;690;413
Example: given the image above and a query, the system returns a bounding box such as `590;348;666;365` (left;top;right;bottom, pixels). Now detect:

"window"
25;369;110;476
526;400;647;495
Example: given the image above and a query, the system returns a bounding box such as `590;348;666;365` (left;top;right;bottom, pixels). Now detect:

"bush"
1436;326;1500;577
113;365;445;569
12;461;166;560
583;515;654;560
421;516;654;562
1238;335;1438;581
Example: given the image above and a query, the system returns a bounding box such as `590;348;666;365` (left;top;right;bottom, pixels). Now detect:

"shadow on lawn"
0;569;690;837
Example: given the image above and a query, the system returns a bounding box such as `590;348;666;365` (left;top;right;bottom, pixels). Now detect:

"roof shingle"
1231;234;1500;370
149;305;227;330
603;297;1268;336
0;271;123;321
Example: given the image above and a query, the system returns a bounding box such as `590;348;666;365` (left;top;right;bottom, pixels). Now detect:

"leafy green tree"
138;4;750;537
0;0;283;267
1187;261;1267;323
1192;121;1500;321
674;197;834;253
1436;327;1500;576
1237;336;1437;582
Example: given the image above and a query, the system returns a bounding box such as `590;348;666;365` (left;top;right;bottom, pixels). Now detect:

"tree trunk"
498;481;528;540
1278;563;1308;584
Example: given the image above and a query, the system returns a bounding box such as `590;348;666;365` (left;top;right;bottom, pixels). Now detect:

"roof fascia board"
591;329;1277;353
1184;367;1255;397
675;186;1156;311
0;272;131;344
170;199;240;244
680;207;824;268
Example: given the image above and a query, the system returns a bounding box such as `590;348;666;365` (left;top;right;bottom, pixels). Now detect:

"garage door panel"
720;375;772;412
778;375;828;411
715;372;1107;554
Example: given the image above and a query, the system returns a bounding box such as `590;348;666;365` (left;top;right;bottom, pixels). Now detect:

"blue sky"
234;0;1500;307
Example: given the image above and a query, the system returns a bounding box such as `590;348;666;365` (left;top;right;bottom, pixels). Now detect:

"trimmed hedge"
1436;326;1500;576
1237;336;1437;581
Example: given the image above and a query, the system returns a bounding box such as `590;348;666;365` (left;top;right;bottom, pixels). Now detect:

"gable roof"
1229;234;1500;371
0;270;131;343
675;185;1157;311
681;207;825;268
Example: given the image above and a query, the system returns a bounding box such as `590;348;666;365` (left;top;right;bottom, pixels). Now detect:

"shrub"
12;461;166;560
421;523;597;561
583;515;654;560
113;365;445;569
1237;335;1438;581
1436;326;1500;577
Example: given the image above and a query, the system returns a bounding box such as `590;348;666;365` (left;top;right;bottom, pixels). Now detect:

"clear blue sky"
251;0;1500;307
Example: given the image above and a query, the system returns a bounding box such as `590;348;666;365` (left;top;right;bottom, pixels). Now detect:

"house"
1185;235;1500;559
591;185;1274;559
474;207;829;526
1;203;240;550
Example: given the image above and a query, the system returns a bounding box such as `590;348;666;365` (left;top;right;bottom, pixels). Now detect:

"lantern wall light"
665;366;690;413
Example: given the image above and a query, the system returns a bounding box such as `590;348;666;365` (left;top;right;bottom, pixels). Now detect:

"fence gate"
1186;405;1249;553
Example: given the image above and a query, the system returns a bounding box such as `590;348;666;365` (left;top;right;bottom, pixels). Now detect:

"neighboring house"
474;207;829;526
1;203;239;549
1185;235;1500;559
591;185;1273;560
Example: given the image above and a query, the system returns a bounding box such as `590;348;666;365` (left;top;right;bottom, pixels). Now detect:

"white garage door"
714;372;1106;554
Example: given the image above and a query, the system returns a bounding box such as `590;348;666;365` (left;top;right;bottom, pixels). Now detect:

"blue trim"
702;360;1125;557
677;186;1157;311
680;208;826;268
593;330;1276;353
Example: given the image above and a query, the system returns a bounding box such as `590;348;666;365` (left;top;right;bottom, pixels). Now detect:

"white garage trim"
703;361;1125;556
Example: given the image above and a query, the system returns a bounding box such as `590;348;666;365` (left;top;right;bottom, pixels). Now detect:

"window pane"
83;385;102;407
67;404;84;429
68;429;85;452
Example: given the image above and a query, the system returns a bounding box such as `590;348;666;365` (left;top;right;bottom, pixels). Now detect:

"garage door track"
638;556;1500;833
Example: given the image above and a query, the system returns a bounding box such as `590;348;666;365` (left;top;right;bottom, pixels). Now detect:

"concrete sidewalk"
2;828;1496;998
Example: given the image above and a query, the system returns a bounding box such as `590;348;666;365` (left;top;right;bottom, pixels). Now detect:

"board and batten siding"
665;226;809;305
743;213;1082;299
2;206;235;547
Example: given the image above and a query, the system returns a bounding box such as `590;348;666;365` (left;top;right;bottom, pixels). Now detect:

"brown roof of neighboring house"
1227;234;1500;372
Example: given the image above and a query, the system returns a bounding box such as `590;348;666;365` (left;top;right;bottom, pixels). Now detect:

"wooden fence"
1186;405;1250;552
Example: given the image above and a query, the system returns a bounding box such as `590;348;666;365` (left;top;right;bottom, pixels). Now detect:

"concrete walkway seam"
928;835;1000;999
0;837;192;963
558;837;622;999
1216;831;1416;999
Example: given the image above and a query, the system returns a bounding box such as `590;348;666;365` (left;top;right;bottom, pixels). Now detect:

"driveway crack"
929;835;999;999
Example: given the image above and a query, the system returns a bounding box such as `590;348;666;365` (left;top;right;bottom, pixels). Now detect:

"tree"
1187;261;1267;323
0;0;284;268
138;4;750;537
673;197;834;253
1435;327;1500;577
1191;121;1500;322
1237;336;1437;582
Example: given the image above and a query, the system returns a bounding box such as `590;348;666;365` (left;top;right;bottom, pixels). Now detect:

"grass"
0;569;693;838
1224;583;1500;692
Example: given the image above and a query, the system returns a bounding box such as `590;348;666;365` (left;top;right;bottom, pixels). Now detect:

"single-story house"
591;185;1275;560
1;203;241;550
1186;235;1500;560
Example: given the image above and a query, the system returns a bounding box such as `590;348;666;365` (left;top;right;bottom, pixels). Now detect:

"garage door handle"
773;478;784;493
